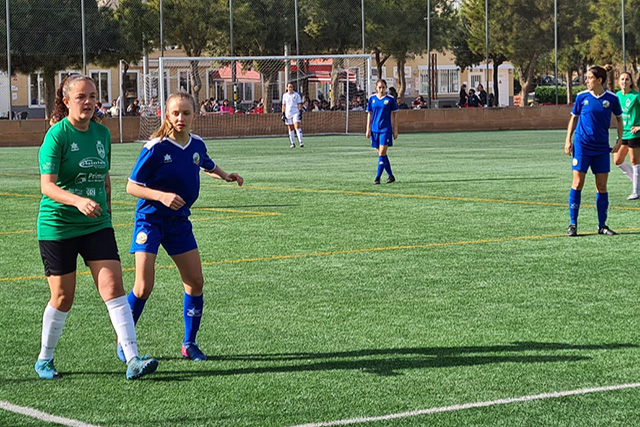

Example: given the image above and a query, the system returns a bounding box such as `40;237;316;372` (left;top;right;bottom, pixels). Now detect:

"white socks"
618;163;633;181
296;129;303;144
106;295;138;363
633;165;640;195
38;303;69;360
289;130;296;145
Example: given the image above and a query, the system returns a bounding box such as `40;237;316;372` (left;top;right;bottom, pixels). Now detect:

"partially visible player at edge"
614;72;640;200
120;91;243;362
35;74;158;380
282;82;304;148
565;65;623;237
366;79;398;184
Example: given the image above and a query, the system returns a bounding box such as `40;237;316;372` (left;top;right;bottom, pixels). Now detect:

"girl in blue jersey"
120;92;243;362
366;79;398;184
564;65;623;236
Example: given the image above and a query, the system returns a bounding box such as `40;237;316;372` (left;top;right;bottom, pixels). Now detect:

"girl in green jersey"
614;72;640;200
35;74;158;380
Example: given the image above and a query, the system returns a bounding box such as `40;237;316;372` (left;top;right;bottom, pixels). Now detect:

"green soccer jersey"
617;89;640;141
37;118;112;240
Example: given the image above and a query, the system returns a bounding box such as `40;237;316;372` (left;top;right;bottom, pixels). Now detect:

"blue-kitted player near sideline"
366;79;398;185
117;91;244;362
564;65;623;237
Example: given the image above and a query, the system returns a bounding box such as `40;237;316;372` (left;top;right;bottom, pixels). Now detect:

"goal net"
138;54;372;141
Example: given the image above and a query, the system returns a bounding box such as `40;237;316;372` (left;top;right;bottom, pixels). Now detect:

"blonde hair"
50;74;99;126
151;92;197;139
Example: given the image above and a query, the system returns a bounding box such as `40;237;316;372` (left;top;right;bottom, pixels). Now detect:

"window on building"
438;69;460;94
90;70;110;103
29;73;45;107
178;70;191;93
237;82;253;102
419;69;429;95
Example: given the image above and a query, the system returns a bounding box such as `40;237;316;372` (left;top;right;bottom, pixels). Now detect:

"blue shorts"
371;131;393;149
130;213;197;256
571;152;610;174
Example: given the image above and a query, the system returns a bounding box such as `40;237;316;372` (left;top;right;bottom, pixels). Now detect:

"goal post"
139;54;372;141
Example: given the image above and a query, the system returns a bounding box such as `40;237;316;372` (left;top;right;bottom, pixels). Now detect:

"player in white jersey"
282;83;304;148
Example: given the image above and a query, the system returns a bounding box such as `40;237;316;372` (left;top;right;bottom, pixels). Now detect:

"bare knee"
184;275;204;297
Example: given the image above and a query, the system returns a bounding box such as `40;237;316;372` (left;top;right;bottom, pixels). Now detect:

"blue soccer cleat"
126;355;158;380
35;358;60;379
181;343;207;361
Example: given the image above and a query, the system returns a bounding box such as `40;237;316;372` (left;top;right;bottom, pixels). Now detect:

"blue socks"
183;293;203;345
127;291;147;325
596;192;608;228
569;188;581;226
376;155;393;179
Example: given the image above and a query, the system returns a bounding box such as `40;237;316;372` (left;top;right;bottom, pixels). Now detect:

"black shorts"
621;138;640;149
39;227;120;276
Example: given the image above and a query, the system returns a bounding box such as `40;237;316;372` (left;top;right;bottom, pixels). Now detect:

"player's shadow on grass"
152;341;636;379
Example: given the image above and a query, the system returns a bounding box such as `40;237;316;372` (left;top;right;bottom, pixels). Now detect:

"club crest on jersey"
96;140;105;158
136;231;148;245
70;142;79;152
573;158;578;166
627;99;632;108
193;152;201;165
164;154;172;163
603;100;610;108
583;99;589;106
384;100;389;105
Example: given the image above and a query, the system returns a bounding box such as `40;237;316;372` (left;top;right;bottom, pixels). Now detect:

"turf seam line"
0;400;101;427
287;382;640;427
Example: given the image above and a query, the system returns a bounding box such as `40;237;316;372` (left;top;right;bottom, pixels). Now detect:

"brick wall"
0;105;579;147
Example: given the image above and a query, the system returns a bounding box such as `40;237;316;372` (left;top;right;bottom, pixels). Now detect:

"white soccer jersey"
282;91;302;117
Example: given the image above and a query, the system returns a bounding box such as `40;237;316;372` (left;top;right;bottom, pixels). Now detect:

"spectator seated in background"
311;99;321;112
412;96;425;109
108;99;119;117
220;99;234;114
351;99;364;111
397;98;409;109
466;88;482;108
321;100;330;111
200;99;213;115
477;84;488;106
127;99;140;116
457;84;468;108
211;98;220;112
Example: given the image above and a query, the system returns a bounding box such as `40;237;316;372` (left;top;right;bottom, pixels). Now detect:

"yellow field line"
0;215;267;236
234;185;640;211
4;228;640;283
0;192;40;199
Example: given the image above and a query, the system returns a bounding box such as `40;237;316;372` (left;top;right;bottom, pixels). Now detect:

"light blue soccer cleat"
181;343;207;361
35;358;60;379
126;355;159;380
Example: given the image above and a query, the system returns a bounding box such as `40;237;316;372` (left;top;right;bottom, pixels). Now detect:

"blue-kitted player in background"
366;79;398;185
117;91;243;362
564;65;623;237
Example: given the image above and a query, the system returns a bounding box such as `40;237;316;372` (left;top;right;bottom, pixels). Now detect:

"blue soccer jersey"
572;90;622;155
366;94;398;133
129;134;216;217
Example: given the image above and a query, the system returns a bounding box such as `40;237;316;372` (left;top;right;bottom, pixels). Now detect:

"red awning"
289;59;357;83
209;63;261;82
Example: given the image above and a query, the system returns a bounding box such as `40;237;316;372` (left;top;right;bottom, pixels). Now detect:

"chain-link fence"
0;0;636;121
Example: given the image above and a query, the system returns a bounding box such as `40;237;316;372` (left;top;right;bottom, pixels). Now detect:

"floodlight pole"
361;0;366;54
554;0;558;104
81;0;87;74
294;0;300;89
485;0;489;99
426;0;431;108
6;0;12;119
160;0;164;57
229;0;237;110
622;0;626;71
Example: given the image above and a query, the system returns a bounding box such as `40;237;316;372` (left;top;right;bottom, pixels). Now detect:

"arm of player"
564;115;577;156
365;112;371;139
612;116;624;153
392;111;398;139
105;173;112;215
40;174;103;218
126;179;185;211
203;165;244;186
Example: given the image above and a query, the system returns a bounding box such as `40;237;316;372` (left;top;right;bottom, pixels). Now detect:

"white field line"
0;400;101;427
288;382;640;427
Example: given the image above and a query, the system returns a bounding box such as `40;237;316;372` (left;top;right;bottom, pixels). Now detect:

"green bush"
534;85;587;104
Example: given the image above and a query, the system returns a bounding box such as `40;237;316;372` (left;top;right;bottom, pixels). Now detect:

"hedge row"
534;86;587;104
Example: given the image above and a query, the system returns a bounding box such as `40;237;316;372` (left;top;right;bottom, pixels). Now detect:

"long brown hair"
49;74;99;126
151;92;197;139
620;71;638;91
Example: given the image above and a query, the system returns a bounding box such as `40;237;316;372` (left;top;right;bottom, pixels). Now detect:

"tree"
152;0;229;105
